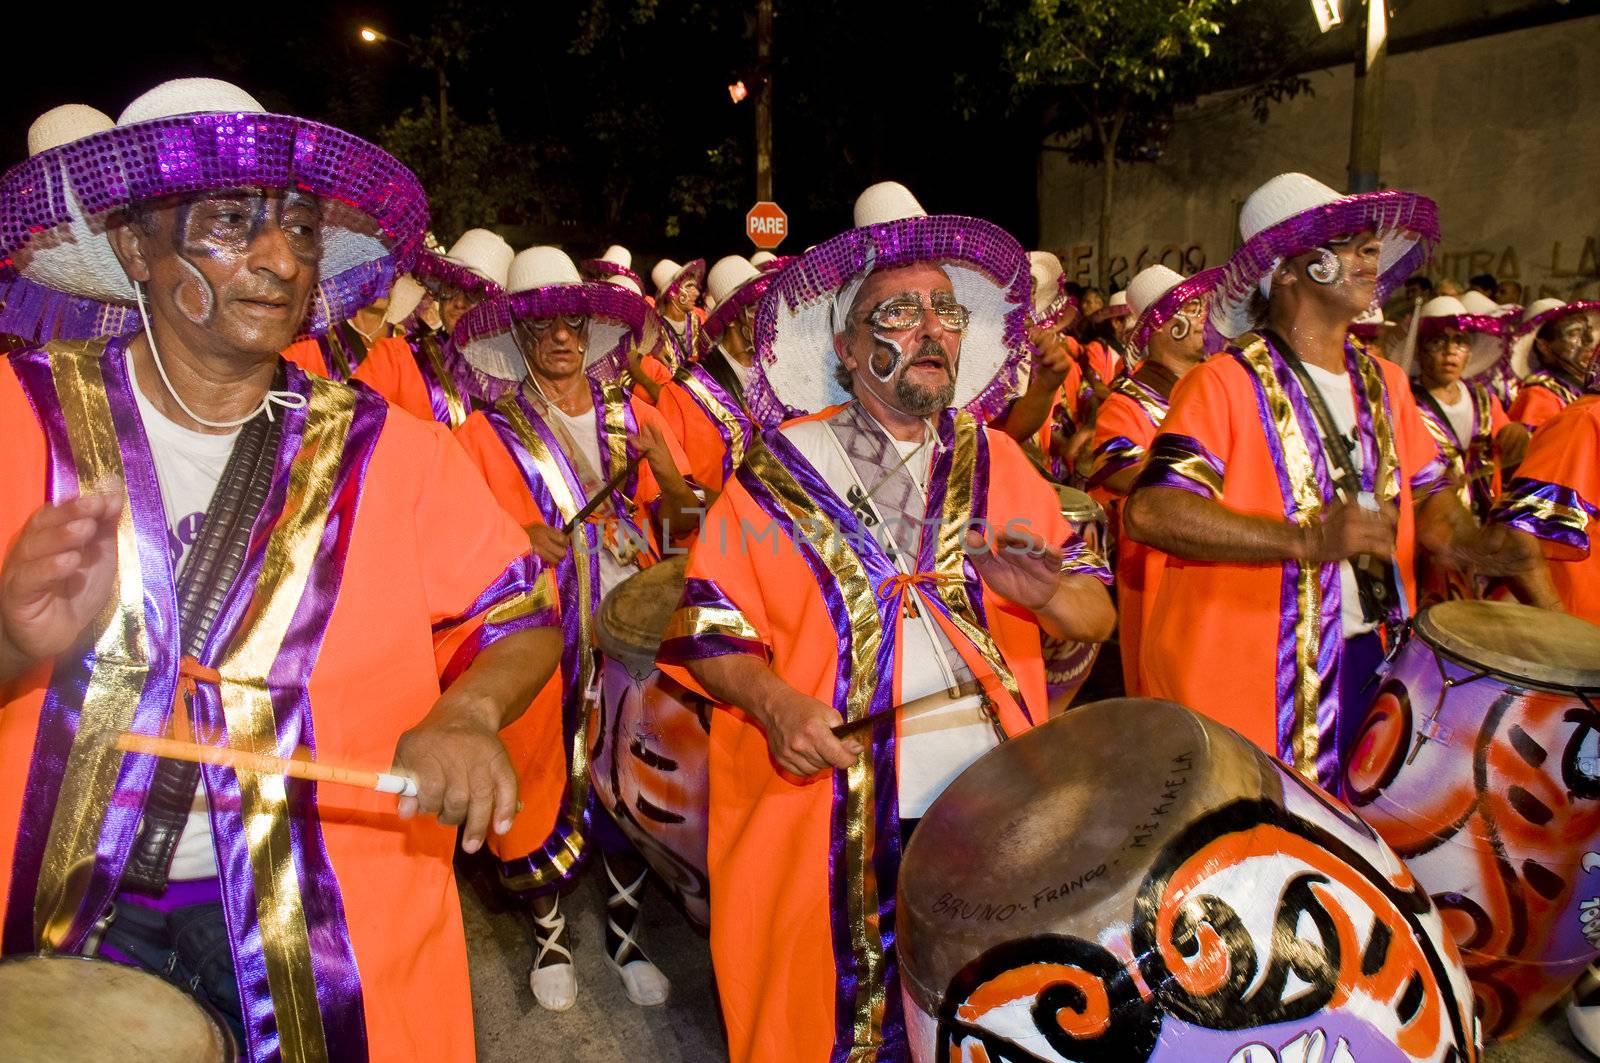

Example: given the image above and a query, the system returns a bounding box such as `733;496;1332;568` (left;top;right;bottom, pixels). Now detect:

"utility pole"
437;63;450;165
755;0;774;201
1347;0;1387;192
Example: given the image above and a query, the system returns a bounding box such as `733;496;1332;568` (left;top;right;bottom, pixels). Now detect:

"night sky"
3;1;1042;264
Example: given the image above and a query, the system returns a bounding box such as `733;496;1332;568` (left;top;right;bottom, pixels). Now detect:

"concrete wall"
1038;16;1600;303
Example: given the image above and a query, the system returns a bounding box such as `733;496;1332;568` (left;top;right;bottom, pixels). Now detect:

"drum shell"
1345;622;1600;1040
1041;488;1108;708
0;953;237;1062
590;657;712;930
899;698;1478;1063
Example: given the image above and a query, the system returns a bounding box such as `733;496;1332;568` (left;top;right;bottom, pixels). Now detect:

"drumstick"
115;732;419;797
831;687;989;741
562;454;646;536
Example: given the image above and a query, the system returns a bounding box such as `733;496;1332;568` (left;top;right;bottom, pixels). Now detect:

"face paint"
1307;245;1343;286
172;253;216;326
893;338;957;415
869;334;903;382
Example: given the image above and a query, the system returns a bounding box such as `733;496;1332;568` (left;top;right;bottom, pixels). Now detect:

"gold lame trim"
661;604;762;643
674;370;747;470
417;332;468;429
213;377;356;1063
1506;493;1593;535
34;340;151;949
1351;351;1402;505
1112;376;1167;426
742;441;890;1054
1235;334;1325;781
1159;447;1225;500
497;398;595;890
598;380;632;506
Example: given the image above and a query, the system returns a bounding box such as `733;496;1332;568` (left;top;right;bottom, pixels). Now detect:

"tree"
982;0;1310;288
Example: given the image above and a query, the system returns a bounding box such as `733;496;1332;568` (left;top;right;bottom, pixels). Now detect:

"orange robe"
1134;334;1449;792
455;383;692;891
0;338;555;1063
652;365;752;494
1087;372;1171;693
657;409;1106;1063
350;332;482;430
1508;369;1583;431
1493;395;1600;624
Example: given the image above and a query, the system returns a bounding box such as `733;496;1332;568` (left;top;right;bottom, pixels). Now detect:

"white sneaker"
1568;964;1600;1057
530;897;577;1012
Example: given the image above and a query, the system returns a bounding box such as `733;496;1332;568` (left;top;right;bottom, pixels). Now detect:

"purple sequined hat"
452;245;650;383
651;257;707;303
1396;295;1508;379
1126;265;1223;356
1510;297;1600;380
0;78;428;337
1210;173;1439;341
747;180;1031;425
698;254;772;357
582;245;647;297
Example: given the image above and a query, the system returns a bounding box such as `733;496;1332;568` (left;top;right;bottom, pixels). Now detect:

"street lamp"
357;25;450;165
359;26;381;43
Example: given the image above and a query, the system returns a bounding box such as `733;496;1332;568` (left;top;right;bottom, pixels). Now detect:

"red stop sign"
746;201;788;250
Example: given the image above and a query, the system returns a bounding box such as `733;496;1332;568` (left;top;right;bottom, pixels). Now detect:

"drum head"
897;698;1276;1015
0;954;232;1061
597;554;690;679
1416;600;1600;691
1054;485;1104;525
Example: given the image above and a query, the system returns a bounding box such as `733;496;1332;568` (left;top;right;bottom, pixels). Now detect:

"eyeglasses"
1422;332;1472;353
864;294;971;333
525;315;588;336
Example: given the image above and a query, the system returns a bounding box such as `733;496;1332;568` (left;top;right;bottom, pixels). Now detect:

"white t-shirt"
129;351;238;881
547;403;642;600
724;352;752;393
1435;385;1474;449
1302;363;1380;638
781;416;998;817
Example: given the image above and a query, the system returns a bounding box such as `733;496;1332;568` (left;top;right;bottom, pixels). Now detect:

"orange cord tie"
875;572;958;618
170;656;224;739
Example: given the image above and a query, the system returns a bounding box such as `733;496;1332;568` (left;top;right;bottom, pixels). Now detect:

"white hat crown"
1108;290;1128;309
600;245;632;269
749;250;776;266
28;105;113;156
1522;297;1566;324
652;259;682;293
117;78;264;125
1126;266;1186;319
853;181;927;227
1239;172;1344;243
707;256;760;305
446;229;514;288
1457;290;1500;315
1029;251;1063;295
509;246;582;293
1419;296;1469;319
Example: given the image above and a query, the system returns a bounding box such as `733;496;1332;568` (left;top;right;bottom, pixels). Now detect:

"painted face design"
171;190;321;327
515;315;590;380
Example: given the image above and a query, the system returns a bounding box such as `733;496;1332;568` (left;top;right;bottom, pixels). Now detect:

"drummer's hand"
1451;521;1545;578
757;688;862;777
0;485;124;684
633;422;685;488
392;694;518;855
1032;334;1072;388
1300;500;1396;564
526;523;571;566
964;526;1061;610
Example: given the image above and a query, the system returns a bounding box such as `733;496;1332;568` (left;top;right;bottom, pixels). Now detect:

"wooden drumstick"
562;454;647;536
115;732;419;798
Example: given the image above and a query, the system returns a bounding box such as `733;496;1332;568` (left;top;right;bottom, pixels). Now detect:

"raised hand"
963;525;1062;610
1302;500;1397;564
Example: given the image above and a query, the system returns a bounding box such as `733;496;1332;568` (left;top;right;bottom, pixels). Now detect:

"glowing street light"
359;26;383;44
728;80;748;105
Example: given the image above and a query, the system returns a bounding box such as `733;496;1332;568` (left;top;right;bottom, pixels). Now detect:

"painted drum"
899;698;1479;1063
590;555;713;929
1041;486;1107;711
1345;599;1600;1040
0;953;237;1061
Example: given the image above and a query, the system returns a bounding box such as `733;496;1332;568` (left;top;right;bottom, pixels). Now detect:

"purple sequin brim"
451;281;650;350
699;274;775;353
747;213;1032;426
1129;267;1224;353
1032;281;1078;331
660;259;707;302
1515;300;1600;338
581;259;645;291
412;250;502;299
755;255;795;273
0;273;140;343
1417;313;1507;339
1212;190;1439;339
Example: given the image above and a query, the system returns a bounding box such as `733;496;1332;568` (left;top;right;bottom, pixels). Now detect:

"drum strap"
1263;328;1402;631
119;376;287;897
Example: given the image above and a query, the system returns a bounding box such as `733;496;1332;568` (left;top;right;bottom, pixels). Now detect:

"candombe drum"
899;698;1479;1063
1344;599;1600;1040
0;953;237;1061
1040;486;1108;712
589;555;713;930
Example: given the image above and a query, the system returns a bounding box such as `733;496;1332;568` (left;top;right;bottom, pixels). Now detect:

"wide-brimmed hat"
452;245;650;383
749;250;777;268
1210;172;1439;341
651;257;706;303
746;180;1030;426
0;78;427;338
1091;289;1133;325
1397;295;1508;379
1510;298;1600;379
1347;307;1391;342
1028;251;1076;330
1126;265;1223;356
383;228;512;325
0;103;146;343
581;244;645;297
699;255;774;356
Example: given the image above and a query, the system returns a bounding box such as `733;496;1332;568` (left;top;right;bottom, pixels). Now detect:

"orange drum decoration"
1345;600;1600;1040
1042;486;1108;712
898;698;1478;1063
589;556;714;929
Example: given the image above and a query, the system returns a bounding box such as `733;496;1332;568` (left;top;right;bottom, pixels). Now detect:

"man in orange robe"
0;80;561;1063
1087;264;1221;693
992;251;1090;482
452;246;700;1013
658;182;1114;1062
1507;299;1600;431
1125;173;1537;796
352;228;515;428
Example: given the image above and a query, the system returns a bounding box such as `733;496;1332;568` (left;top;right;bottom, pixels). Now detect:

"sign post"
746;201;788;251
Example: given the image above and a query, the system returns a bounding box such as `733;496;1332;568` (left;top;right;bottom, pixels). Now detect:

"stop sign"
746;201;788;250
